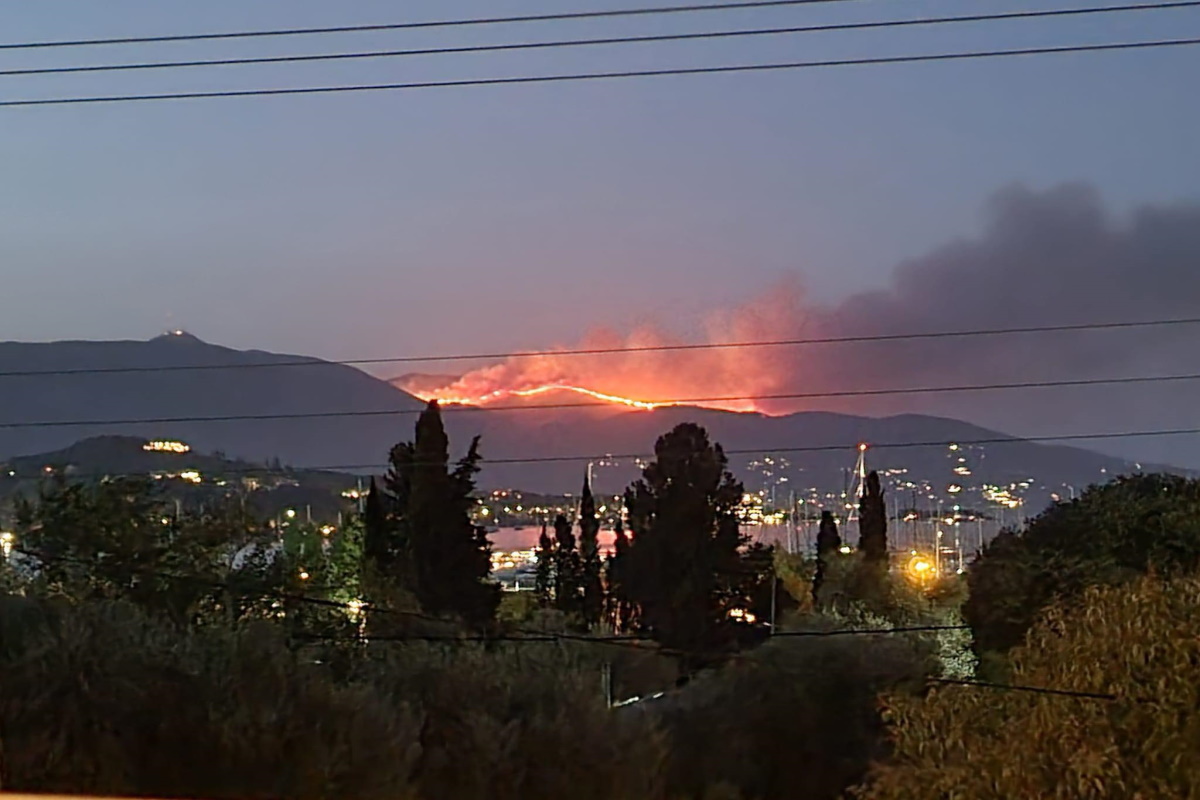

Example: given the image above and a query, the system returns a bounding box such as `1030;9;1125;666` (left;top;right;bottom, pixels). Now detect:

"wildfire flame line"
420;383;673;411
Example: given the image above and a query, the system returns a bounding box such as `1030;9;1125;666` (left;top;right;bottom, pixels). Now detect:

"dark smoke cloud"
800;183;1200;467
419;184;1200;469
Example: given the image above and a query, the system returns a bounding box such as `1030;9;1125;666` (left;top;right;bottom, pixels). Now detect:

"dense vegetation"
3;402;1199;798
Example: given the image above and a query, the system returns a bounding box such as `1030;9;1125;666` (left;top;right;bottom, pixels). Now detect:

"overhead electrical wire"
0;317;1195;379
0;2;1194;79
0;371;1196;429
2;37;1198;108
0;0;878;51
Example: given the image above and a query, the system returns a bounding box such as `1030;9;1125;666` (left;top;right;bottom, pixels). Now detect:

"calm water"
488;519;1003;557
488;525;798;554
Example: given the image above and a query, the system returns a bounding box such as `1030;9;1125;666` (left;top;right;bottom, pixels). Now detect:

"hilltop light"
144;440;190;454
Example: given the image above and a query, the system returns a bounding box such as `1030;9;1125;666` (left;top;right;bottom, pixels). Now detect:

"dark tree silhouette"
812;510;842;606
578;476;605;629
619;423;765;672
858;471;888;568
534;519;554;608
965;473;1200;660
552;514;581;617
361;478;394;572
381;401;499;628
605;517;636;631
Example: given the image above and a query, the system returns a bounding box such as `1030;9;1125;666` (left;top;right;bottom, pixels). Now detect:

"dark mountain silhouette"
445;401;1172;507
0;332;424;468
0;336;1179;509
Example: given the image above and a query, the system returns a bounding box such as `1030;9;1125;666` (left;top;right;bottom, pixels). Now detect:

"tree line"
5;399;1200;797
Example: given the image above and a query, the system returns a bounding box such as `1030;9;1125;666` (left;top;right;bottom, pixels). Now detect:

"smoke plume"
404;184;1200;466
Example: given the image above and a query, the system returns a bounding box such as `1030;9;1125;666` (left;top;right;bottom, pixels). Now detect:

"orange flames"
398;283;813;416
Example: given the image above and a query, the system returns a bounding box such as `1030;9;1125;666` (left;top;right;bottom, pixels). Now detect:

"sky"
0;0;1198;467
0;0;1194;356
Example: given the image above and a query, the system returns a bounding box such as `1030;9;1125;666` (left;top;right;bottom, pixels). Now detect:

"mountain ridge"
0;335;1182;508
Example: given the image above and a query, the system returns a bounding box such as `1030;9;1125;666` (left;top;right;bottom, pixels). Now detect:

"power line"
928;677;1155;703
0;371;1196;429
1;317;1195;379
2;37;1198;108
11;427;1200;479
3;3;1194;79
0;0;873;52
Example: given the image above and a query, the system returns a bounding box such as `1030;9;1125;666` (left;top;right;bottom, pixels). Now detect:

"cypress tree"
552;514;580;617
812;510;841;606
534;519;555;607
578;476;605;629
606;517;635;631
384;401;499;628
858;471;888;568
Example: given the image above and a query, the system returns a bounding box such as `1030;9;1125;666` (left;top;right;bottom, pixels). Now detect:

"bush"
0;597;420;799
860;574;1200;798
964;473;1200;660
654;627;930;800
0;595;668;800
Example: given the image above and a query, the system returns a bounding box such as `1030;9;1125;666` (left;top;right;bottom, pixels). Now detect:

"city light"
906;553;937;586
143;440;191;454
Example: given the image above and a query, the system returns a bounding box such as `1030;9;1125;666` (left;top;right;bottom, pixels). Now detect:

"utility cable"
2;37;1198;108
8;427;1200;480
0;371;1195;429
1;3;1193;79
0;0;880;52
0;317;1193;379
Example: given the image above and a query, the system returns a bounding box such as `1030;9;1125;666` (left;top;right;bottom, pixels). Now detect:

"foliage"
373;401;500;629
578;476;605;629
534;519;554;607
605;517;637;631
0;593;673;800
812;510;841;606
964;473;1200;659
0;596;421;799
773;549;815;616
860;574;1200;799
362;642;668;800
12;476;364;637
615;423;772;672
856;471;889;601
552;513;581;617
657;627;930;800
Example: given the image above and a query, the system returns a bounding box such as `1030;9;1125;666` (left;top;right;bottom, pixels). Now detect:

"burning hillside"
394;284;808;415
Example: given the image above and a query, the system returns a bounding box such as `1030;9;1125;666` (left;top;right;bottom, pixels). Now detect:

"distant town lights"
144;440;190;454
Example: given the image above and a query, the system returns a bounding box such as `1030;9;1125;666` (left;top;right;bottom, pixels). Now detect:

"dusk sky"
0;0;1197;364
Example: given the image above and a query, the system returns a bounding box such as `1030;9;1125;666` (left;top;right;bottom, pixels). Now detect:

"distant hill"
0;335;1180;511
436;397;1175;509
0;332;424;468
0;435;361;523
